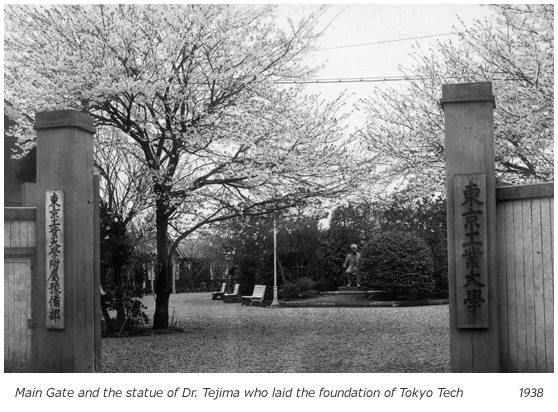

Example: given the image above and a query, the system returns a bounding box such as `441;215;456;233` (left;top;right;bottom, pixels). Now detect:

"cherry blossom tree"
359;4;553;197
95;128;153;229
5;4;365;328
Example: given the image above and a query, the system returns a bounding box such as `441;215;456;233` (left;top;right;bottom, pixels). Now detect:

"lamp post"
271;212;280;306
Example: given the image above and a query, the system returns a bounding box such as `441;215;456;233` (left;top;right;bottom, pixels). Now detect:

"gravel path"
101;293;450;373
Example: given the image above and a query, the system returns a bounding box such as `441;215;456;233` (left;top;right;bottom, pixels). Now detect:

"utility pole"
271;212;280;306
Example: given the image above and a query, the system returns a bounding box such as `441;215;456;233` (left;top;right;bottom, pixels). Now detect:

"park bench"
211;283;227;300
241;285;266;306
223;283;241;303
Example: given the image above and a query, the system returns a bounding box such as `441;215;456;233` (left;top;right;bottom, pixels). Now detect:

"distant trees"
211;211;324;296
202;192;448;298
359;4;553;197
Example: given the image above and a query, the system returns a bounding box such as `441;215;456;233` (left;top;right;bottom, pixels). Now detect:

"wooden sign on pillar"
453;174;488;328
45;190;65;329
441;82;500;372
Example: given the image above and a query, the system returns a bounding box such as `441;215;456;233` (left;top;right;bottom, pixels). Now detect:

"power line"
313;27;505;52
314;5;350;39
275;76;423;84
314;32;457;51
275;75;520;84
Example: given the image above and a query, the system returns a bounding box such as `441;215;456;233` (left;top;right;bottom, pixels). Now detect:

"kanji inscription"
46;190;64;329
453;174;489;328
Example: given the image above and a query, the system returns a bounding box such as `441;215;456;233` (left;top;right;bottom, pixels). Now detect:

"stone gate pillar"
441;82;500;372
33;110;97;372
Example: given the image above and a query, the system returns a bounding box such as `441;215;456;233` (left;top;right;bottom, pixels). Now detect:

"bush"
279;277;317;300
295;277;316;293
101;264;149;334
360;231;435;298
314;278;331;292
279;281;299;300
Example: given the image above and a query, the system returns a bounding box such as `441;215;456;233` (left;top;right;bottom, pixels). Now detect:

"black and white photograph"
2;2;555;409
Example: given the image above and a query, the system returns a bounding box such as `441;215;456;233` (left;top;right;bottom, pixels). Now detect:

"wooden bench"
223;284;240;303
211;283;227;300
241;285;266;306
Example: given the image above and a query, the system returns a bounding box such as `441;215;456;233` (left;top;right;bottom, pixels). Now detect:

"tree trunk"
114;264;125;325
152;200;171;329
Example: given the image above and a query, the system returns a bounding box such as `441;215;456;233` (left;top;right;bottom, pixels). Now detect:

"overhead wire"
314;31;458;51
313;4;350;39
274;21;509;84
313;26;506;52
275;76;423;84
275;76;521;84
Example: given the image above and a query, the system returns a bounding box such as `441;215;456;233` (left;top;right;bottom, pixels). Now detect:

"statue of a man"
343;244;362;287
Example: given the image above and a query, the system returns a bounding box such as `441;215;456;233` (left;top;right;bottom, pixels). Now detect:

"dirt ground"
101;292;450;373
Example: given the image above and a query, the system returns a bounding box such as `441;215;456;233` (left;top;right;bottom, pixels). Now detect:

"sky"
278;4;497;129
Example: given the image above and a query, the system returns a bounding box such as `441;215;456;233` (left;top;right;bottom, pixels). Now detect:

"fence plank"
22;260;32;369
513;201;528;372
4;262;13;369
5;221;11;248
18;221;24;247
28;220;36;247
19;221;28;247
541;198;554;372
504;201;518;371
16;261;24;370
521;199;537;372
10;221;20;248
497;202;509;371
530;200;546;372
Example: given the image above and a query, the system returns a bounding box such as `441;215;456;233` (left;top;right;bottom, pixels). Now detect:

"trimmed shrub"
360;231;435;298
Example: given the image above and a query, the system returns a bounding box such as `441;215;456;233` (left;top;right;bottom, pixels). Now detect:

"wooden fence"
496;183;554;372
4;207;36;372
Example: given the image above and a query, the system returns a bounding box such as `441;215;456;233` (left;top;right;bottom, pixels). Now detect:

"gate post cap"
34;110;96;134
440;82;496;109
